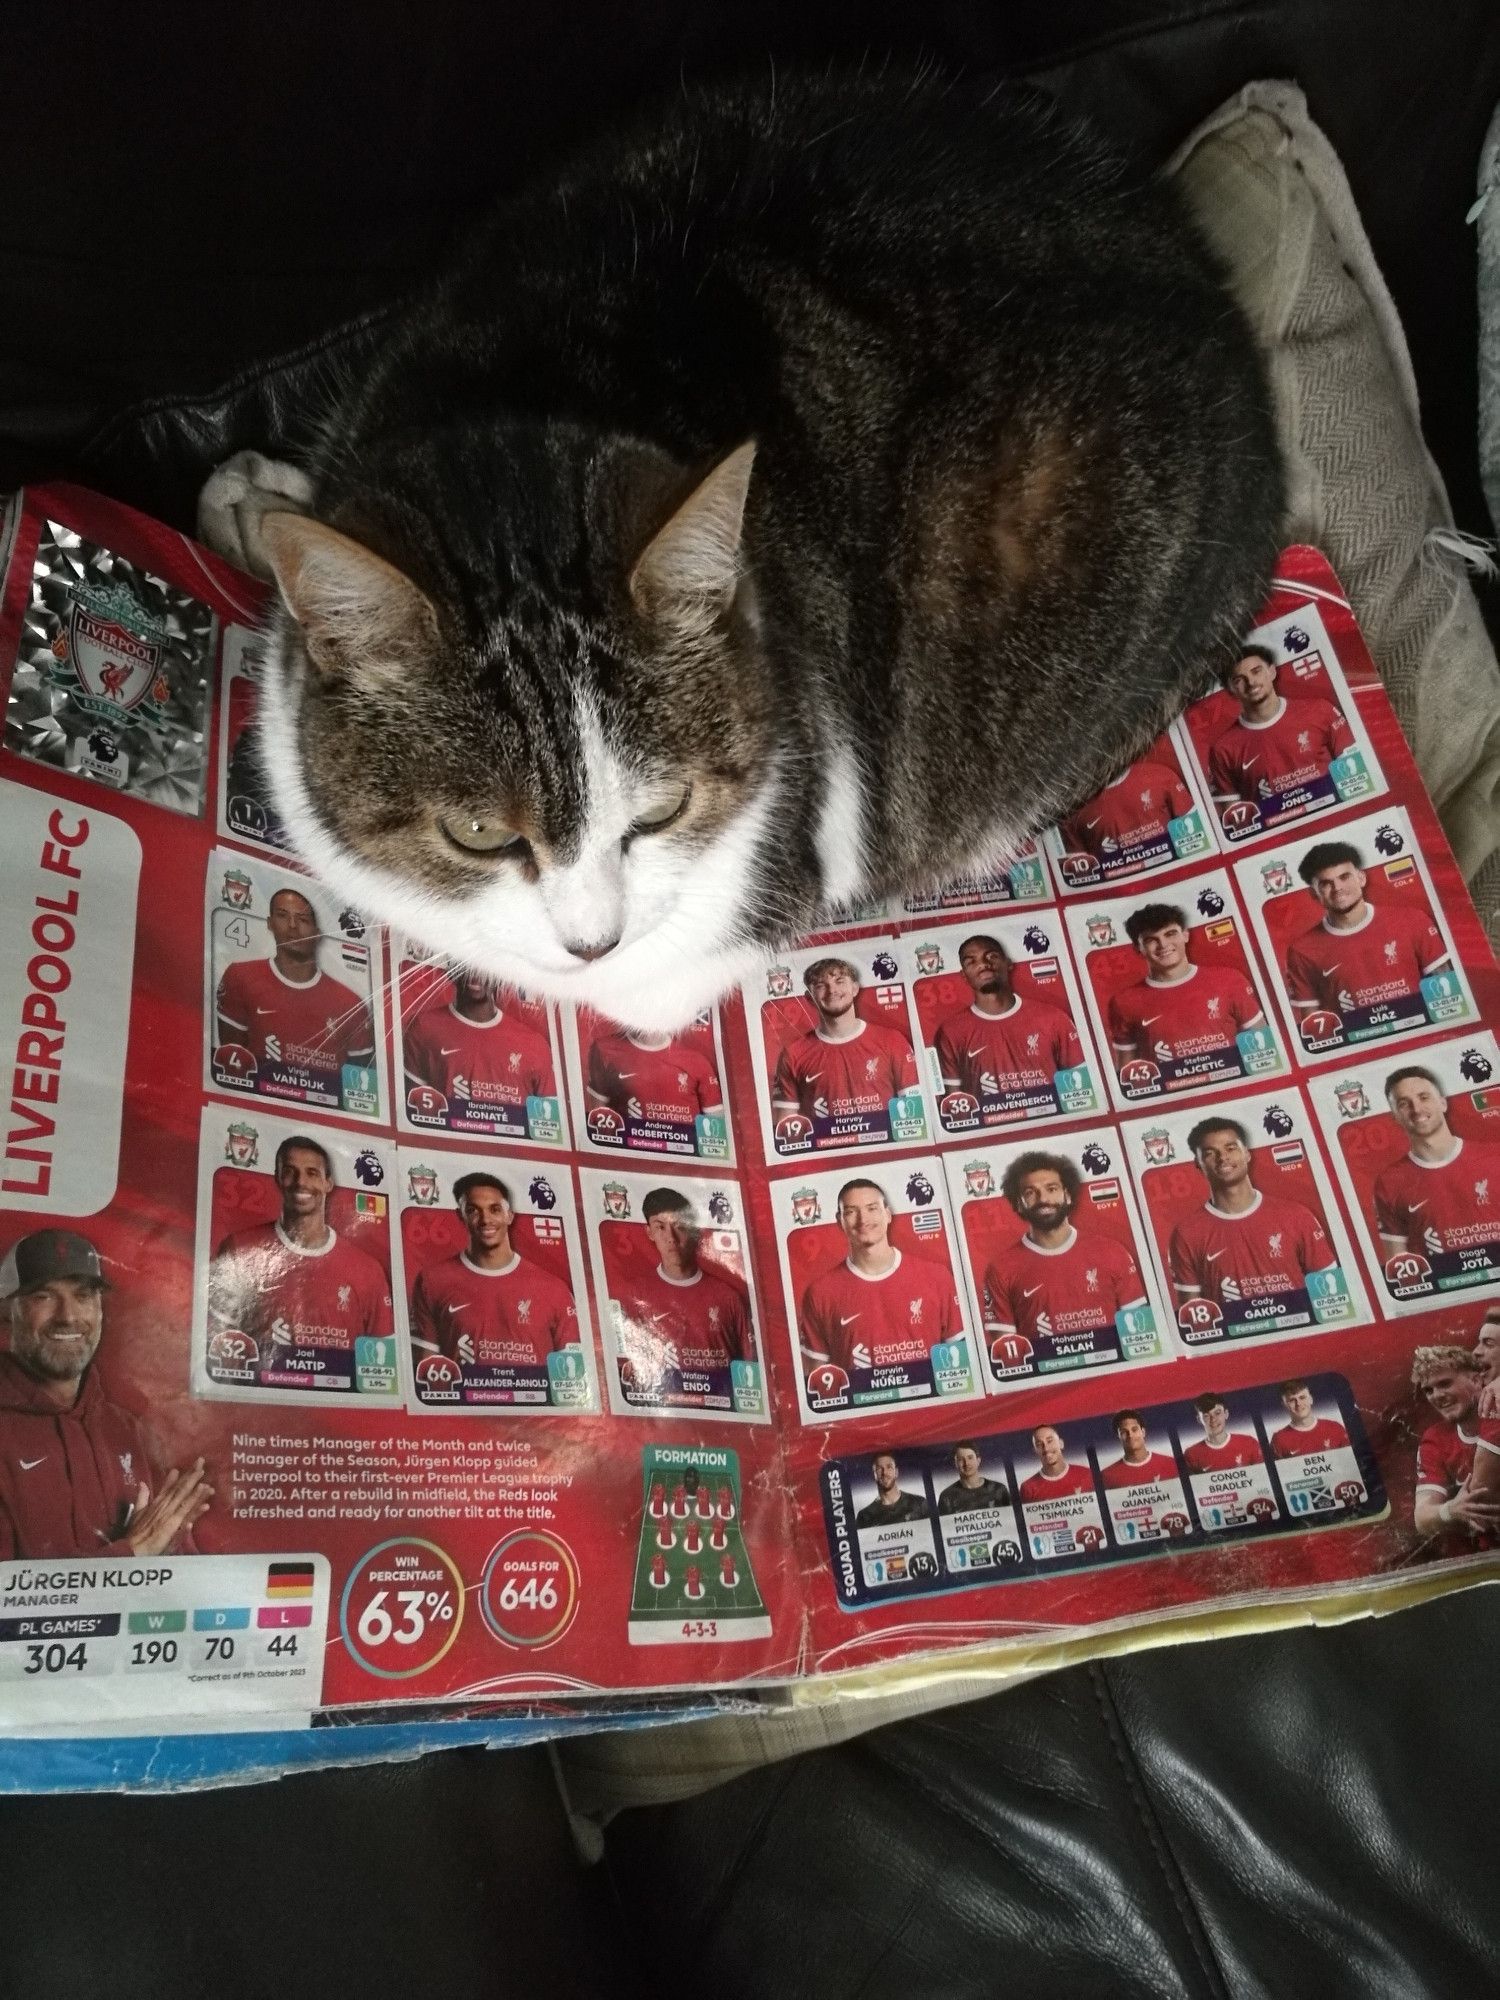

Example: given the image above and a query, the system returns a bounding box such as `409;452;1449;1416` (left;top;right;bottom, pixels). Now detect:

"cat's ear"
260;514;438;686
629;440;756;622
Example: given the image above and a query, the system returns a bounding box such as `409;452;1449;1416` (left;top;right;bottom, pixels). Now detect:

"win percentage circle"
340;1537;465;1680
479;1531;580;1649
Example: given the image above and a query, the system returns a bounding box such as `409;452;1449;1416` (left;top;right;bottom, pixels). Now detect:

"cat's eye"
625;784;692;841
439;815;531;860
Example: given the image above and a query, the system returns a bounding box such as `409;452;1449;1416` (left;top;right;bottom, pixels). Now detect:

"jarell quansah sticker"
1043;727;1217;893
1234;805;1476;1063
393;945;566;1150
578;1168;769;1424
5;517;216;816
1307;1031;1500;1316
903;917;1101;1135
768;1157;983;1425
216;623;290;853
393;1148;598;1416
204;849;387;1124
563;1002;734;1165
745;941;928;1161
1178;602;1385;848
898;837;1052;914
1123;1087;1369;1351
1066;869;1288;1112
943;1128;1170;1386
190;1105;402;1408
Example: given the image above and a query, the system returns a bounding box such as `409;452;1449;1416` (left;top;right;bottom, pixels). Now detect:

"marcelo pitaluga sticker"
6;519;216;815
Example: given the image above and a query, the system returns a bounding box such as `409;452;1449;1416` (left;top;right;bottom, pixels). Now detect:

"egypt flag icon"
266;1561;316;1599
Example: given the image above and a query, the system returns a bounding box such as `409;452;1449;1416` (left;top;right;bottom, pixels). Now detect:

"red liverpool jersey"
1415;1418;1500;1547
1182;1433;1263;1473
1207;696;1353;803
410;1252;578;1366
1284;903;1448;1017
615;1264;753;1373
933;994;1084;1096
1373;1138;1500;1256
1018;1461;1096;1504
1168;1191;1335;1305
1271;1415;1350;1459
210;1221;393;1349
1060;760;1193;858
983;1227;1146;1340
1101;1449;1181;1491
588;1032;722;1123
799;1250;962;1374
773;1020;918;1120
404;1005;555;1110
216;957;374;1071
1107;963;1264;1065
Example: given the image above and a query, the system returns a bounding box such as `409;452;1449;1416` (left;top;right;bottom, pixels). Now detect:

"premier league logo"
221;868;255;910
914;943;944;975
1373;824;1403;858
602;1181;631;1220
1335;1079;1371;1119
707;1189;734;1225
1460;1049;1494;1085
407;1164;441;1206
353;1149;385;1187
790;1186;821;1225
1080;1141;1111;1175
1262;1105;1295;1138
870;951;899;981
1086;916;1116;949
905;1169;935;1205
1022;924;1050;954
87;726;120;763
1261;859;1294;896
225;1121;260;1167
964;1160;995;1199
63;580;166;714
767;966;794;999
1283;624;1310;653
1141;1127;1174;1165
1196;887;1226;918
337;907;367;939
529;1176;558;1211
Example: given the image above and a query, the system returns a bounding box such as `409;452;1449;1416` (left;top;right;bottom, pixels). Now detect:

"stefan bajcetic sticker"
6;518;216;816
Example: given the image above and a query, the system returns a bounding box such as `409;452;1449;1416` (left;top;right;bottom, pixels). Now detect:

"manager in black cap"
0;1228;212;1559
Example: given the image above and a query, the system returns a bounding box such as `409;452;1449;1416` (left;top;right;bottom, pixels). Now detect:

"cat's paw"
197;450;315;581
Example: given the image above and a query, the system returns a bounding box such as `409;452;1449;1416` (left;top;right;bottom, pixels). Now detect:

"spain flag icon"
266;1562;316;1600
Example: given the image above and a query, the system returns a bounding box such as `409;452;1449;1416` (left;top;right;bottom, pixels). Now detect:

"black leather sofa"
2;7;1498;1996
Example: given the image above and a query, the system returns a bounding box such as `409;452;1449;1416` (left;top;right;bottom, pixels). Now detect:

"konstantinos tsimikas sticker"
6;518;216;816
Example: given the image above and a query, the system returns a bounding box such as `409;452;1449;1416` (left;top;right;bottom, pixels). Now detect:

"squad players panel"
744;940;928;1162
1177;601;1386;850
819;1372;1384;1609
216;622;292;854
1122;1087;1369;1354
1066;869;1289;1113
942;1127;1171;1389
768;1157;984;1426
901;918;1103;1137
578;1167;770;1424
561;1000;735;1166
895;836;1053;916
203;848;389;1125
392;1147;599;1416
1042;726;1218;894
190;1105;404;1409
1307;1031;1500;1318
391;941;568;1151
1234;805;1478;1067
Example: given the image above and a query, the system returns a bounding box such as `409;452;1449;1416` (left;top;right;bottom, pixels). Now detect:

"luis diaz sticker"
945;1131;1168;1384
1045;729;1216;891
579;1168;769;1423
770;1160;983;1425
565;1002;733;1164
628;1446;771;1645
394;1149;598;1414
1308;1033;1500;1316
1067;871;1287;1111
1234;806;1475;1061
1124;1088;1369;1348
190;1107;401;1407
204;850;386;1121
394;946;566;1149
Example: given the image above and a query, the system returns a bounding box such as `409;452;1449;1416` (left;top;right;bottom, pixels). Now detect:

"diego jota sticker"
1235;806;1475;1063
1308;1032;1500;1316
204;850;386;1121
899;837;1051;913
394;946;566;1149
579;1168;769;1424
1179;602;1385;847
564;1001;733;1164
769;1158;983;1425
1125;1087;1368;1349
745;942;927;1160
190;1106;402;1407
1067;870;1287;1111
904;919;1101;1135
944;1130;1169;1386
1044;729;1216;892
394;1149;597;1415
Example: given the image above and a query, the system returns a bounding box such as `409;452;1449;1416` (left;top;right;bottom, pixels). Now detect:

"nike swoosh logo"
439;1047;461;1057
448;1302;470;1313
19;1456;46;1471
1140;1015;1162;1027
1409;1200;1427;1212
837;1314;860;1326
1022;1286;1044;1299
254;1007;274;1015
615;1070;636;1078
1205;1250;1224;1262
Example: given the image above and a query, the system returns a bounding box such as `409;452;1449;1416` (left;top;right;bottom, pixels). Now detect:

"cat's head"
257;432;789;1031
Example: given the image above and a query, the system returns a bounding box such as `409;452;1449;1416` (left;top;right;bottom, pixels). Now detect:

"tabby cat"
254;67;1284;1032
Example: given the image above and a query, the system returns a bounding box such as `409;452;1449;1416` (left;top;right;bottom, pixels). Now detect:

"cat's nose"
564;935;621;962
